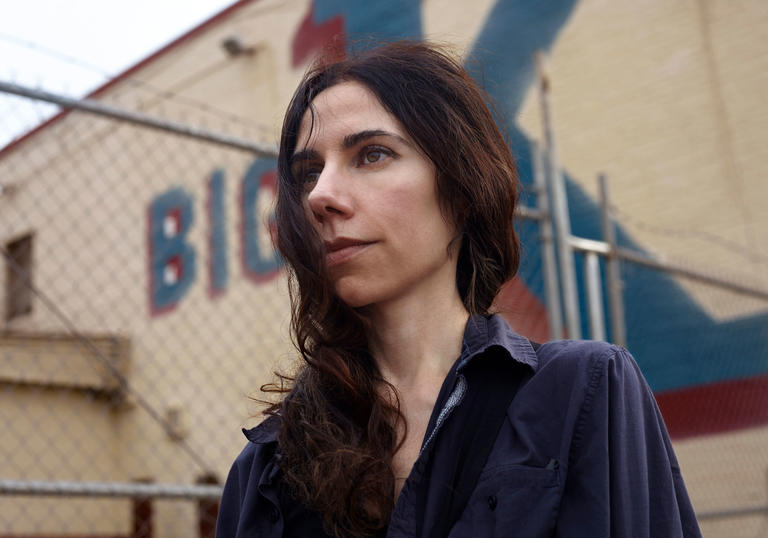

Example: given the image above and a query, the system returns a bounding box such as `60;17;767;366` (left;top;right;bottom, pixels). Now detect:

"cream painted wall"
1;0;766;535
515;0;768;319
0;1;307;535
675;425;768;538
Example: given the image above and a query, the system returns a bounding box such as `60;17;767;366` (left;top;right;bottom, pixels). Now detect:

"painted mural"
147;0;768;439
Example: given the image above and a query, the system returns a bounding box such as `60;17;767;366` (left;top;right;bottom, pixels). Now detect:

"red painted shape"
167;208;181;235
656;375;768;439
239;169;281;284
167;255;182;283
261;170;280;247
493;277;552;344
261;169;277;192
291;2;346;68
147;206;178;318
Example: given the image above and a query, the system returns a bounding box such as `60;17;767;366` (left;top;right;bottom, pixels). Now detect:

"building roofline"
0;0;258;158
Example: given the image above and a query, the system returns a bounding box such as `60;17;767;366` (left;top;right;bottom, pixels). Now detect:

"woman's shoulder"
529;338;650;402
221;415;281;496
218;415;283;535
242;414;280;445
534;338;636;373
227;415;281;485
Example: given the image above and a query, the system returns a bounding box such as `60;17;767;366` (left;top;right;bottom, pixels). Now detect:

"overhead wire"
0;246;213;473
612;205;768;267
0;31;275;137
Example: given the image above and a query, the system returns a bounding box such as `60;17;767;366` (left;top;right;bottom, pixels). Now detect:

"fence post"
598;173;626;347
535;51;581;339
584;251;606;341
531;140;564;340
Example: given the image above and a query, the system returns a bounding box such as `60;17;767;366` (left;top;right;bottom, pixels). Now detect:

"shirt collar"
241;315;539;445
243;414;279;444
457;314;539;372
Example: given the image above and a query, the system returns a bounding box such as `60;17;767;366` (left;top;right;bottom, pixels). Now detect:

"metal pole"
614;247;768;301
0;80;278;157
599;174;627;347
535;52;581;339
531;140;563;340
584;251;606;341
566;236;768;301
696;504;768;520
514;205;543;221
0;479;222;500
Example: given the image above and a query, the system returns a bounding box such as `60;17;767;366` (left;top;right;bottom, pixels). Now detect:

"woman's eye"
359;146;392;166
294;164;321;187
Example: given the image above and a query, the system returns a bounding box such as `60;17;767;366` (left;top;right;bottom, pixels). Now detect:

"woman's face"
292;81;459;309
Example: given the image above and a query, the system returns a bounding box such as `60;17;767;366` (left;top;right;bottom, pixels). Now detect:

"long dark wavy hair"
265;41;521;537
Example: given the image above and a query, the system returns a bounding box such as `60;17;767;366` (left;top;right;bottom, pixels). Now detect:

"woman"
217;42;701;538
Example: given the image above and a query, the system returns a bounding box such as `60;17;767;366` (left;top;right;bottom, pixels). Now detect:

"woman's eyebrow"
291;130;412;164
342;129;411;149
290;148;320;166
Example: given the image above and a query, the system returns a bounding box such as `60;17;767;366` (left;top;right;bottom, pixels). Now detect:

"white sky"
0;0;237;147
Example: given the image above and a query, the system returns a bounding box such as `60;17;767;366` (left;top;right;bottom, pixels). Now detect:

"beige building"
1;0;766;536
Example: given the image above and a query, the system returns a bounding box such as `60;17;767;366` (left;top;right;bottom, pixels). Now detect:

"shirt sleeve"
556;346;702;537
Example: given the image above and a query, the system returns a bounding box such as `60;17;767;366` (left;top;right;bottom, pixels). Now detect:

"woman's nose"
306;167;354;224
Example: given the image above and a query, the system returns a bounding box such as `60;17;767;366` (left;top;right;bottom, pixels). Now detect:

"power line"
0;32;274;136
612;205;768;266
0;246;213;473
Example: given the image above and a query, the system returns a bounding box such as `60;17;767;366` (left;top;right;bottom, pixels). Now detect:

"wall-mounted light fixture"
221;36;257;58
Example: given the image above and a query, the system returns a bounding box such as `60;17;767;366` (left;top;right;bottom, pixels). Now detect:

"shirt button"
269;505;280;523
487;495;498;511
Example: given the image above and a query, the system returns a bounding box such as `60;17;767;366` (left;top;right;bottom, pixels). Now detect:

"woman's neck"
364;283;469;501
365;285;470;390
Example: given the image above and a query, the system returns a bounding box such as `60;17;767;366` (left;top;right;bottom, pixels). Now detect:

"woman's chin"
334;279;379;310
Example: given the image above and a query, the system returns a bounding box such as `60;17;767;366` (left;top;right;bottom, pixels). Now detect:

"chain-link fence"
0;82;290;537
2;80;768;538
618;255;768;538
562;177;768;537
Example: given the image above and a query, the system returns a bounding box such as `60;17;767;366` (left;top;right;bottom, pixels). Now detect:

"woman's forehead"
296;81;405;151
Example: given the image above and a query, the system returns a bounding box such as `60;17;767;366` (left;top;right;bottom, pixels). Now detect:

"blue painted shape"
313;0;422;47
149;187;196;312
209;169;228;295
466;0;579;119
463;0;768;391
242;158;282;278
617;260;768;391
561;177;768;390
289;0;768;394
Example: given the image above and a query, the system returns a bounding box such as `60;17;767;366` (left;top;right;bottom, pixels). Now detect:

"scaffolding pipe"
599;174;627;347
567;237;768;301
615;247;768;301
584;251;606;341
0;80;278;157
0;479;222;500
535;52;581;339
514;204;543;221
1;479;764;521
532;140;563;340
696;504;768;520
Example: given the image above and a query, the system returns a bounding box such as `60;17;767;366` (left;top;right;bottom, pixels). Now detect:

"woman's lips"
324;239;374;268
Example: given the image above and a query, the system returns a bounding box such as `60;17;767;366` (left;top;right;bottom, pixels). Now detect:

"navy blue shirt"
217;315;701;537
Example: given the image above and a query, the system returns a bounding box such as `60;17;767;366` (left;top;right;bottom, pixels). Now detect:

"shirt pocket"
447;460;561;538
